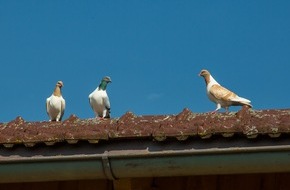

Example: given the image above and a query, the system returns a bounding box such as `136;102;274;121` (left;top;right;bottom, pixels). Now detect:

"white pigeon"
199;69;252;113
89;76;112;119
46;81;66;121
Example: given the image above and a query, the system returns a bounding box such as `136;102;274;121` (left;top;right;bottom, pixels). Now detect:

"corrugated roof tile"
1;107;290;148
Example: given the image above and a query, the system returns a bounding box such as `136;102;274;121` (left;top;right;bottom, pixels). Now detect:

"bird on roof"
199;69;252;113
46;81;66;121
89;76;112;119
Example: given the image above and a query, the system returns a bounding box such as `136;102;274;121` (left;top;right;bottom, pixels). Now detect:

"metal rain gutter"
1;145;290;183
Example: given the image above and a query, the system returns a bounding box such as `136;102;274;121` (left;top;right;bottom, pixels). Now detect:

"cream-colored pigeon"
46;81;65;121
199;69;252;113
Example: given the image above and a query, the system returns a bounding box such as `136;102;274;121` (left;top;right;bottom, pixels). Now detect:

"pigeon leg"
211;104;221;114
225;107;229;113
97;114;105;120
102;110;108;119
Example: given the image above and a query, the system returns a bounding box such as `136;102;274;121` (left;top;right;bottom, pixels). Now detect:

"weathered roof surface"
0;106;290;148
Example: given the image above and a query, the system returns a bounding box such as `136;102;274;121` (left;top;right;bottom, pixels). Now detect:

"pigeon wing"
88;95;94;110
103;94;111;118
60;98;66;121
104;95;110;110
209;84;237;101
46;98;50;116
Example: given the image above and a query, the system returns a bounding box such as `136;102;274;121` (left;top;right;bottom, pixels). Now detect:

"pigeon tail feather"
231;96;252;107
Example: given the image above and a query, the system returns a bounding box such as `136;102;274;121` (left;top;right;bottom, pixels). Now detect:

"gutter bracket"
102;151;117;180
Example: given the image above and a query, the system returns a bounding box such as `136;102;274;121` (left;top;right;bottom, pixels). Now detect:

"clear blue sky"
1;1;290;122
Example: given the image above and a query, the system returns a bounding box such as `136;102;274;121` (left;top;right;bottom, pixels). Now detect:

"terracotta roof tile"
1;106;290;148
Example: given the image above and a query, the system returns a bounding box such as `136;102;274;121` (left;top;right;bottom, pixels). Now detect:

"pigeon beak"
198;71;204;77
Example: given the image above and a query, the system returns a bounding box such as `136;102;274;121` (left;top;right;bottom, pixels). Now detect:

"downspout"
102;151;117;180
